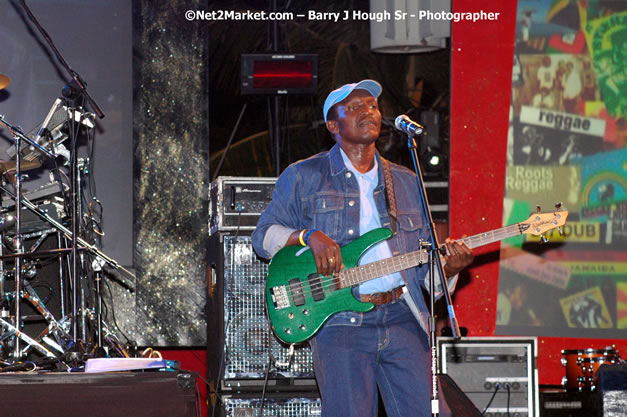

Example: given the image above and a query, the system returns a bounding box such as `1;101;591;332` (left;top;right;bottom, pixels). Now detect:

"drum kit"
561;347;622;392
0;73;133;369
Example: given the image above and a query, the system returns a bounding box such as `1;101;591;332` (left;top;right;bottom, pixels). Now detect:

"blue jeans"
309;298;432;417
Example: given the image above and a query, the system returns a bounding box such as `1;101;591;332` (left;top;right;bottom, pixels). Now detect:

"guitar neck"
337;222;529;288
458;222;528;249
338;249;426;288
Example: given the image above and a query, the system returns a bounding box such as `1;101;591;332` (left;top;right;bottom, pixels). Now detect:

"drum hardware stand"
0;186;136;288
84;307;130;358
21;282;73;356
0;317;56;359
0;118;130;363
91;256;105;349
16;0;104;357
0;185;136;361
76;157;90;344
0;115;57;360
57;232;68;319
0;232;77;360
2;1;134;366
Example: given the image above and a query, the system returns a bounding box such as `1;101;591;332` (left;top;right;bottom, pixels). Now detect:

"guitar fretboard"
338;249;427;288
459;223;528;249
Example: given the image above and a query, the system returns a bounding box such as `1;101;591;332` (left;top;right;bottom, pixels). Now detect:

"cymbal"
0;74;10;90
0;159;41;174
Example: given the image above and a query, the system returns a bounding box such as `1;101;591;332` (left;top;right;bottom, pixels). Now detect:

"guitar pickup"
308;274;325;302
269;285;290;310
289;278;306;306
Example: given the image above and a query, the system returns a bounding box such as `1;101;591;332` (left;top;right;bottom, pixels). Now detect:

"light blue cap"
323;79;382;122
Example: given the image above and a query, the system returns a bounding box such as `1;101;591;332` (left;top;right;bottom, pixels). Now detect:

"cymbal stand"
66;107;100;350
76;157;89;344
57;232;67;319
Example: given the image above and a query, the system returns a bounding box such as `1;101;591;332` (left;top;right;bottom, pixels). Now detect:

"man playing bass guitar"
252;80;474;417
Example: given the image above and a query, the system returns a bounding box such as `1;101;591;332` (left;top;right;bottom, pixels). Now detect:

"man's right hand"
307;230;344;276
287;230;343;276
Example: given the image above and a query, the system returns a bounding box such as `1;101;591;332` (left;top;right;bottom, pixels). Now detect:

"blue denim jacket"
252;144;451;331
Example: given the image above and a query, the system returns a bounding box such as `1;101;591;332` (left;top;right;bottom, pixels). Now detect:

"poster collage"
496;0;626;338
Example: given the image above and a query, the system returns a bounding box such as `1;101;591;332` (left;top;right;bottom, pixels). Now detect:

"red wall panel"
450;0;627;385
449;1;515;341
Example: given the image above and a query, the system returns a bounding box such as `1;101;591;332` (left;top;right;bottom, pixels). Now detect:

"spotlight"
426;152;441;168
423;148;444;173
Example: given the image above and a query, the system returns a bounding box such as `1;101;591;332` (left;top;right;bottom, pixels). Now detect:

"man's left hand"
442;238;474;277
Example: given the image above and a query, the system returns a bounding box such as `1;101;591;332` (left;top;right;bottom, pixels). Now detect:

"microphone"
62;84;82;100
395;115;425;136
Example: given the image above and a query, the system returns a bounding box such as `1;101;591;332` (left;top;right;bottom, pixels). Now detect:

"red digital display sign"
253;60;313;89
241;54;318;95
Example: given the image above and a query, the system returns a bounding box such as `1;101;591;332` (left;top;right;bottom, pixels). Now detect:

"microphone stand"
18;0;104;120
404;131;460;417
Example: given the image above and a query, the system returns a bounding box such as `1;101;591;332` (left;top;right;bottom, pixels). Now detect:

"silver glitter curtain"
131;0;209;346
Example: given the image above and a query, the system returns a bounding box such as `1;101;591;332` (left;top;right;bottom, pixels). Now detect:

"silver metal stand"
404;130;461;417
0;116;58;359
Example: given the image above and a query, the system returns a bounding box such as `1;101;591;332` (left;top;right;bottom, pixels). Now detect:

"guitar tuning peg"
555;202;563;211
540;234;549;243
557;227;563;236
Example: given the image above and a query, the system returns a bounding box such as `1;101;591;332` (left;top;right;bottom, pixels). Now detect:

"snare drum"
561;348;620;391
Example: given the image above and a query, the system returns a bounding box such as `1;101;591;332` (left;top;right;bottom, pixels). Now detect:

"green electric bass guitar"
266;209;568;344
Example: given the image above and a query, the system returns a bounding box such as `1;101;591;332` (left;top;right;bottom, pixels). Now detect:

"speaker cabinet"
217;392;321;417
207;232;315;391
539;364;627;416
0;371;198;417
598;363;627;416
438;337;539;417
539;390;600;417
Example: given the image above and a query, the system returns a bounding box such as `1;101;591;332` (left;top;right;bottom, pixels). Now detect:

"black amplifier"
209;177;276;234
439;337;539;417
539;390;600;416
217;392;321;417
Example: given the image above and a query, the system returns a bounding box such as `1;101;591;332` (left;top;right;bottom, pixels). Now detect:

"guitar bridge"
270;285;290;310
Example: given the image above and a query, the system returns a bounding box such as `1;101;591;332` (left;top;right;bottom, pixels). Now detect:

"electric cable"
482;383;500;415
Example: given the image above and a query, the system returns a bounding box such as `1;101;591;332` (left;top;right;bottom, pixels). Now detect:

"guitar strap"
381;158;398;234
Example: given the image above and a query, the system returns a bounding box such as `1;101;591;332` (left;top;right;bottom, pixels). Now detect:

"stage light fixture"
423;148;444;173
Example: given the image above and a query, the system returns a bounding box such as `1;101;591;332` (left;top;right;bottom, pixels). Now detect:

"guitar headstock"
520;205;569;240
